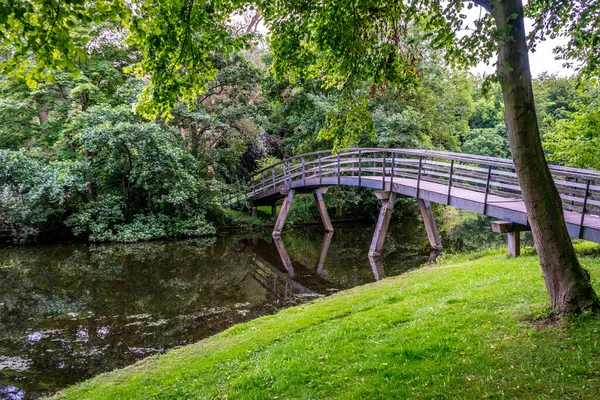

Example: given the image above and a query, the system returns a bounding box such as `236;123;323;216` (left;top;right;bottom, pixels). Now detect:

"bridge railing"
246;148;600;231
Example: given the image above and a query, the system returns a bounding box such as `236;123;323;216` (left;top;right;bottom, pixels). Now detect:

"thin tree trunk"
484;0;599;314
37;110;49;124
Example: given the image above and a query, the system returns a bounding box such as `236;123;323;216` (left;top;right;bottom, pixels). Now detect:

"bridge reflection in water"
246;232;442;305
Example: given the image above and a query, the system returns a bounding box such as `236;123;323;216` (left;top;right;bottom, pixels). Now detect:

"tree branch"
470;0;492;12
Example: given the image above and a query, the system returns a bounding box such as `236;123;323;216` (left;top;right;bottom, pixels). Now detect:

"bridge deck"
229;149;600;245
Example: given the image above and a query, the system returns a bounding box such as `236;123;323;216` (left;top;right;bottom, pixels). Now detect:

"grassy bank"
55;246;600;399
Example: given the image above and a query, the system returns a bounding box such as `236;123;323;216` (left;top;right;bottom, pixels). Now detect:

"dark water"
0;216;509;399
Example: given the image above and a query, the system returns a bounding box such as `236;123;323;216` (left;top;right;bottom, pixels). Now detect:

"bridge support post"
273;189;295;237
251;207;257;218
491;221;530;257
313;188;334;232
271;205;277;216
508;232;520;257
368;255;386;281
417;199;443;255
369;191;396;257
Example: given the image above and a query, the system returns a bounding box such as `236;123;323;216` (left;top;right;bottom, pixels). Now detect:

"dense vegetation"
1;17;598;243
55;243;600;399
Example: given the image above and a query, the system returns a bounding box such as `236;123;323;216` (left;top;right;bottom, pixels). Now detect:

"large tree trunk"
482;0;599;315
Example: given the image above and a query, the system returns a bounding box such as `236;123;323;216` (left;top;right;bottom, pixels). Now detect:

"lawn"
55;245;600;399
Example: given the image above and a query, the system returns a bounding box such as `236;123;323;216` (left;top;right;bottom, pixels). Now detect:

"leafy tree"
0;149;86;240
469;80;504;129
533;74;592;139
169;52;269;182
545;93;600;170
462;125;509;158
66;105;215;242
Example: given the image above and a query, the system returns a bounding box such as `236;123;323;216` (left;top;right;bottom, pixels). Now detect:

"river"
0;216;509;399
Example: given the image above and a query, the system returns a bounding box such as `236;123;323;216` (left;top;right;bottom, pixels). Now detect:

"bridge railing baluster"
358;150;362;186
483;165;492;214
416;156;423;199
391;152;395;189
318;153;322;185
337;153;341;185
382;151;386;190
579;179;591;238
447;160;454;205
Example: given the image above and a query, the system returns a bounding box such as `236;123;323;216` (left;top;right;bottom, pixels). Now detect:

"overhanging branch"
470;0;492;12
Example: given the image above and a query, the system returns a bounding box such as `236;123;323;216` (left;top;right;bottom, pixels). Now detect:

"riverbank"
54;244;600;399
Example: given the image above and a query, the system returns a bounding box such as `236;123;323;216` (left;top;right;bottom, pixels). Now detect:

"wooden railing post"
261;171;265;194
382;151;386;190
282;162;287;188
579;179;591;238
318;153;322;185
301;157;306;185
272;167;275;190
358;150;362;186
337;153;341;185
446;159;454;205
483;165;492;215
391;152;395;188
416;156;423;198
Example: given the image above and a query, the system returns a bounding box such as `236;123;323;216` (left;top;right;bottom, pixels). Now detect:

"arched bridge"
229;149;600;257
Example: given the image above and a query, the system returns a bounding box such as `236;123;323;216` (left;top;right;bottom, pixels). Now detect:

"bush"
0;150;87;241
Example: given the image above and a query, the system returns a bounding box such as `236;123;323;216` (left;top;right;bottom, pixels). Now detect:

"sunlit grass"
55;246;600;399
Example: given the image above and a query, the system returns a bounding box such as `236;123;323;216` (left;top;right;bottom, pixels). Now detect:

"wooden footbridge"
229;149;600;257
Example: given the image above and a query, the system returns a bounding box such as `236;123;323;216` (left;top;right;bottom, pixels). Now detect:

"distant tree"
462;125;509;158
545;93;600;170
469;80;504;130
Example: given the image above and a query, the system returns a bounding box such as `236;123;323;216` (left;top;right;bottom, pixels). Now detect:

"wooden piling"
369;191;396;257
313;188;334;232
508;231;521;257
273;189;295;237
491;221;529;257
368;256;386;281
417;199;443;253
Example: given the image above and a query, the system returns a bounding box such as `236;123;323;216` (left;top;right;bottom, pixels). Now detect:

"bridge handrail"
252;148;600;182
227;148;600;232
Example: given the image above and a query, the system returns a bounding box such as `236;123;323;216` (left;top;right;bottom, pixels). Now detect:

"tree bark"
484;0;599;315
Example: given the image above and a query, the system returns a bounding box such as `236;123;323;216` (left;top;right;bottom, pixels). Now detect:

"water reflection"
0;220;450;399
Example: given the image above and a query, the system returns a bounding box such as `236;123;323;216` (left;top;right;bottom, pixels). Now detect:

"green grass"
55;246;600;399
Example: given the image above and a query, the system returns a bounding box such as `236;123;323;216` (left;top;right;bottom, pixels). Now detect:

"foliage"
57;249;600;399
169;52;270;182
0;149;86;241
462;125;509;158
545;94;600;170
64;105;216;242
